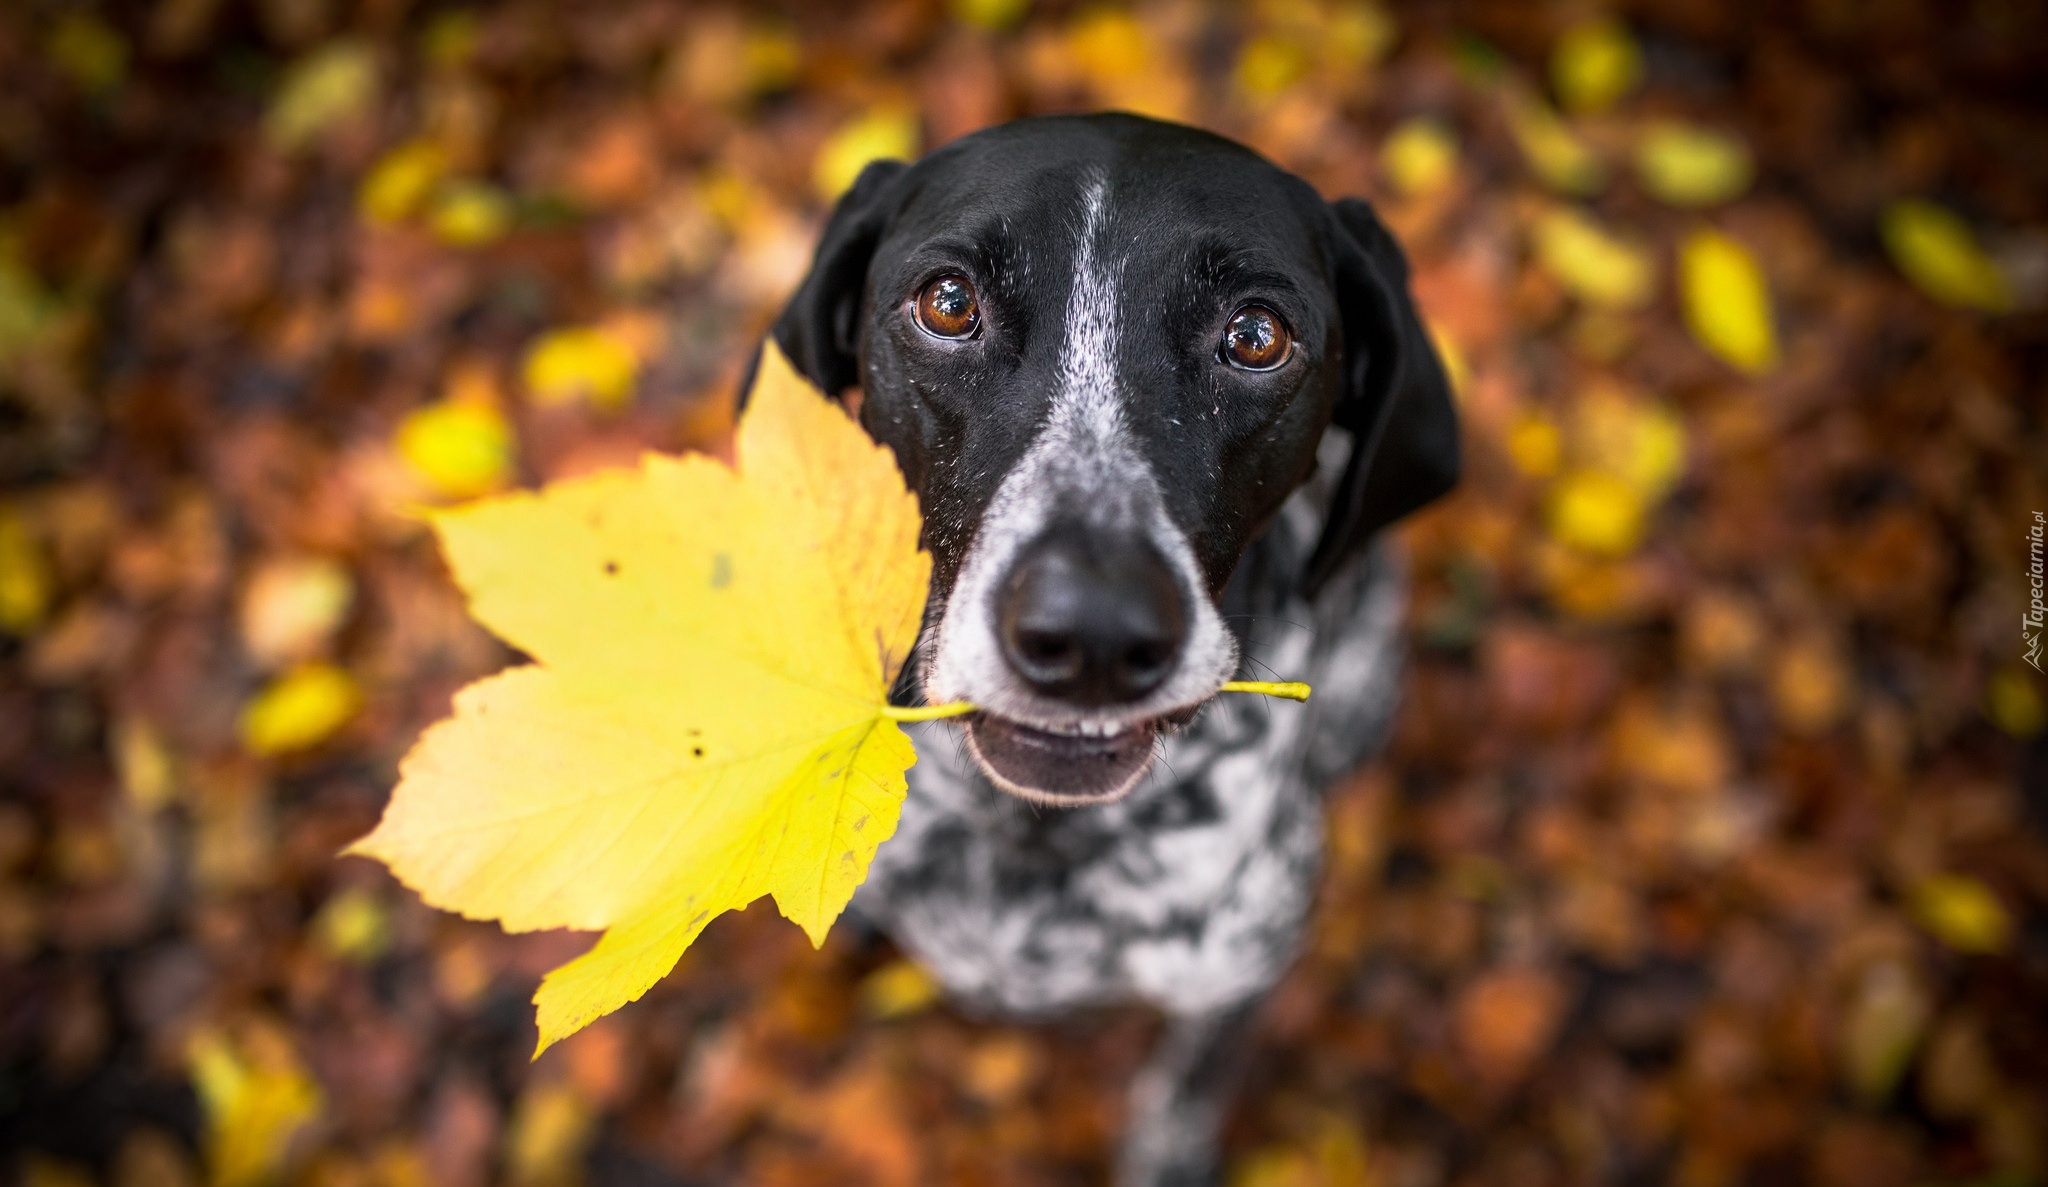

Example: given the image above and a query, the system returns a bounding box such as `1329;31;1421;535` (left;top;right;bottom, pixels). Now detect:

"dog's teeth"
1031;719;1140;738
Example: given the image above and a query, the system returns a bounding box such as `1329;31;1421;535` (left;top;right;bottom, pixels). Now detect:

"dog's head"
769;114;1457;805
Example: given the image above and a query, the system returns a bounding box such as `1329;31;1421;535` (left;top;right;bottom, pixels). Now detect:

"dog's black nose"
996;526;1186;705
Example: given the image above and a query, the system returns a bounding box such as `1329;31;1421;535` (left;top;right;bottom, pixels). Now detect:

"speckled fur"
855;439;1406;1183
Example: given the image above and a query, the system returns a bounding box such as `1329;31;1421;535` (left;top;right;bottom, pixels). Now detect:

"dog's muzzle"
960;522;1189;802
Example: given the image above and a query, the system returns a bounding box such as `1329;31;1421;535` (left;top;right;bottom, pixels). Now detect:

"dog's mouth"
962;713;1160;805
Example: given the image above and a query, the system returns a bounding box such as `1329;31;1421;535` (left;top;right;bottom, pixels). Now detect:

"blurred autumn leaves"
1;1;2044;1186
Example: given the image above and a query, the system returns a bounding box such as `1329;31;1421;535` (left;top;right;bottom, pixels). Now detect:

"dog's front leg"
1115;1002;1258;1187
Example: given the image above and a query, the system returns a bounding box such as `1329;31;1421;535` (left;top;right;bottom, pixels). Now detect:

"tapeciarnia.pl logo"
2028;511;2045;672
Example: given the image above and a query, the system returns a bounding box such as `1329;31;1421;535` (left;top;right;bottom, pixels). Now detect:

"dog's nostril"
1122;641;1172;680
1015;629;1084;680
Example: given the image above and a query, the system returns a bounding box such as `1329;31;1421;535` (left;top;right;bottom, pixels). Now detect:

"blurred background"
2;1;2045;1184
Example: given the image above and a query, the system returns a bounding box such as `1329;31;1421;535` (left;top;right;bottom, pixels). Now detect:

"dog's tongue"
965;716;1157;804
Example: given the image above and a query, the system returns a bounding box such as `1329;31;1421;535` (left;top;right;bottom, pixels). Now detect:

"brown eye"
1221;305;1291;370
915;275;980;339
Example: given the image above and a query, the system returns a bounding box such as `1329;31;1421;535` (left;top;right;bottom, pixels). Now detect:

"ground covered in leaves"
2;1;2046;1185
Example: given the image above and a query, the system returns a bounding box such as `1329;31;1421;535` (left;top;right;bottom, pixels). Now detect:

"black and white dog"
765;113;1457;1186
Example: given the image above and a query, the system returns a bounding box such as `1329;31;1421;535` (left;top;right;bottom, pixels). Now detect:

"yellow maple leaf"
1679;225;1779;374
348;346;1309;1053
349;344;931;1054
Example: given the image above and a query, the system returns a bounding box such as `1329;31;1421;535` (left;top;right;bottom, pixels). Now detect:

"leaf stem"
1220;680;1312;702
882;680;1311;721
880;701;978;721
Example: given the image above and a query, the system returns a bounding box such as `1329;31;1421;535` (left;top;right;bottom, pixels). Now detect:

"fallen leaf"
1506;412;1563;479
0;509;52;634
112;715;177;810
312;886;391;962
1840;959;1928;1104
1986;669;2044;737
1635;121;1753;207
1919;1015;1997;1120
348;344;930;1053
1062;9;1191;121
1235;34;1312;100
962;1033;1041;1105
860;959;940;1019
1534;207;1655;308
240;662;362;756
358;140;449;224
239;555;354;667
1682;589;1767;675
665;15;803;107
48;14;128;96
523;326;641;411
1881;199;2013;312
396;401;516;498
951;0;1031;31
1770;635;1849;732
1547;469;1647;556
1911;875;2012;954
1381;117;1459;197
1320;3;1397;72
1573;387;1688;499
814;108;921;200
0;257;60;368
1680;225;1779;374
1551;17;1641;114
504;1082;593;1186
427;182;513;247
189;1027;323;1187
1231;1112;1372;1187
267;40;379;150
1456;966;1566;1083
1506;94;1607;194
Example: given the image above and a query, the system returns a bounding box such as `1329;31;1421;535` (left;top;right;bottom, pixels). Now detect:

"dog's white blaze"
925;176;1238;736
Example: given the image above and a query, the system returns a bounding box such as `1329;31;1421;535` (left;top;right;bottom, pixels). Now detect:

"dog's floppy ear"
1302;196;1460;596
766;158;911;398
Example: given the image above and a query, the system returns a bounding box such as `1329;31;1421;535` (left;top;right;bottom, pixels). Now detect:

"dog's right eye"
914;275;980;339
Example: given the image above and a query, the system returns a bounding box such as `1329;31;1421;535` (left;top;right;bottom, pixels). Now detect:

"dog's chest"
856;529;1406;1017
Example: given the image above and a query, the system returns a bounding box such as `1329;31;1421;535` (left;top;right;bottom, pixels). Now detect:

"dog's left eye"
1221;305;1291;370
914;275;980;339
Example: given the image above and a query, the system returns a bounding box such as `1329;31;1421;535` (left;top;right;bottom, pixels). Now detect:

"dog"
762;113;1458;1186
